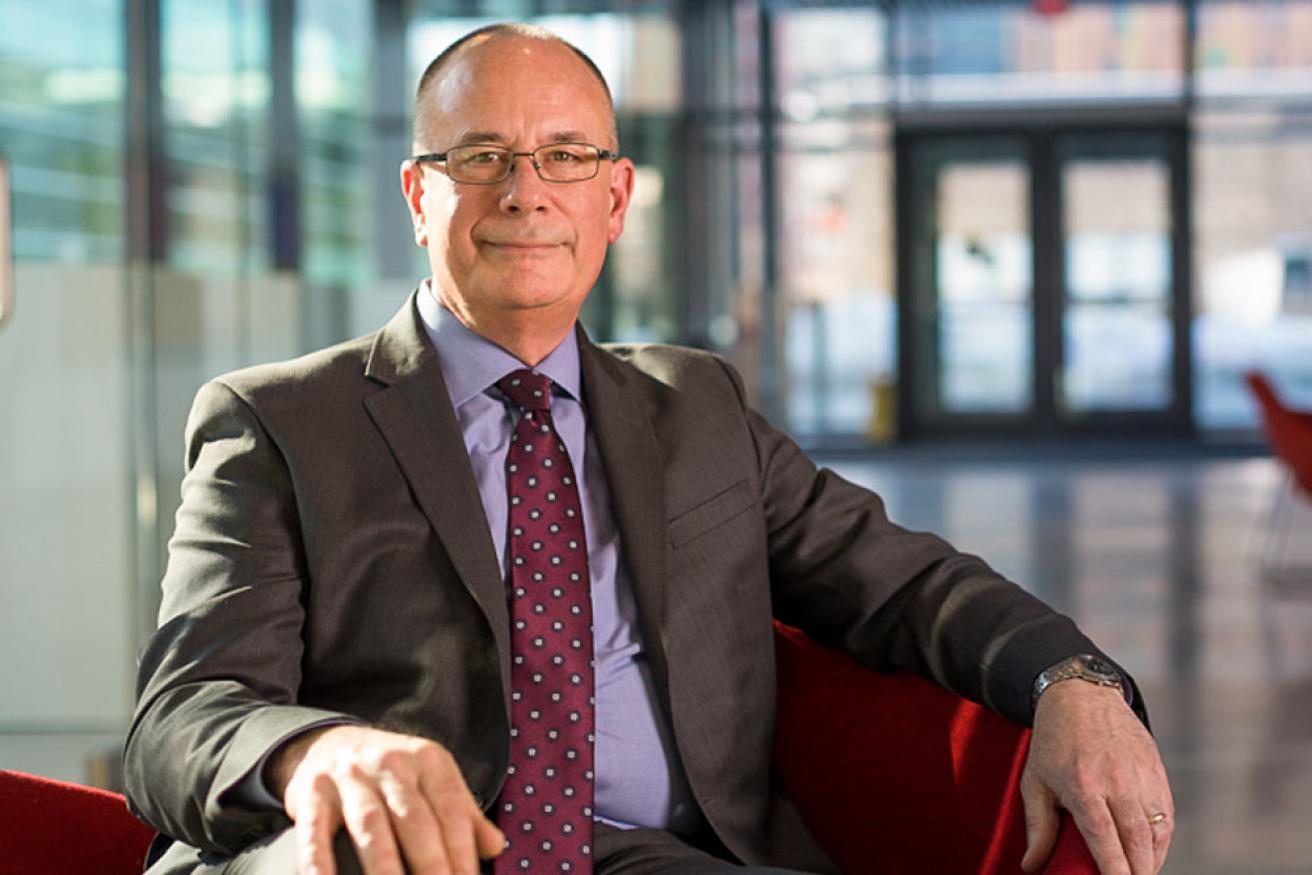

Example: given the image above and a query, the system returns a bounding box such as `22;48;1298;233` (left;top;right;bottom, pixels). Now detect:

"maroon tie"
494;369;595;874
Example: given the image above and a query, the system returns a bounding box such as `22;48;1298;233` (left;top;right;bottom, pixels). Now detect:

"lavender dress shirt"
413;286;697;832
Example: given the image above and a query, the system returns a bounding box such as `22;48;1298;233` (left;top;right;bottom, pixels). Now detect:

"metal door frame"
895;118;1193;440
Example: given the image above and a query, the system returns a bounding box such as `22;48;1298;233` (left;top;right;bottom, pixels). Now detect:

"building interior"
1;1;1310;872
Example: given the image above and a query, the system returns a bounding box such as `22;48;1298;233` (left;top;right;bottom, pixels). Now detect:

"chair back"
1245;371;1312;494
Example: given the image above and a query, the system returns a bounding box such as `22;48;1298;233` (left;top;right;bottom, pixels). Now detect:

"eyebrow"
452;130;594;147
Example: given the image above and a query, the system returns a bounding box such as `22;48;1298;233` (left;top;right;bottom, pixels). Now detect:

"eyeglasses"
410;142;620;185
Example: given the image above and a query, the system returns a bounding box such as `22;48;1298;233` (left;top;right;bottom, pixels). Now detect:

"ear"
400;160;429;247
606;157;637;245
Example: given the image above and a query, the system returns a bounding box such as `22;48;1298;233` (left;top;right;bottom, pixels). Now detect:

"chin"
495;273;578;311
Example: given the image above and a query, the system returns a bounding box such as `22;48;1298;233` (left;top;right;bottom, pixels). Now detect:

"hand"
1019;682;1173;875
270;725;505;875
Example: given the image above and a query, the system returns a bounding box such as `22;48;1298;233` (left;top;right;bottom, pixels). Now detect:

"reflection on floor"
820;451;1312;875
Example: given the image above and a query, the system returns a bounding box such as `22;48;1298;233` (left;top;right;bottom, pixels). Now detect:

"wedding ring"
1146;812;1169;826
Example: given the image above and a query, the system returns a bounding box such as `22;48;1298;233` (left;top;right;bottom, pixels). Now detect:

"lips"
482;239;563;248
481;239;565;257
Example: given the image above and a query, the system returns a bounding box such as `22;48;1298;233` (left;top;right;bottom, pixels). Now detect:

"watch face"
1084;655;1117;679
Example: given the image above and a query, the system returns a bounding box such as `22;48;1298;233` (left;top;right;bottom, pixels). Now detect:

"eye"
466;149;506;165
543;147;587;163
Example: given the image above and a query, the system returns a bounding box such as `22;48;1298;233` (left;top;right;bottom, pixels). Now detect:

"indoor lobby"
2;2;1311;873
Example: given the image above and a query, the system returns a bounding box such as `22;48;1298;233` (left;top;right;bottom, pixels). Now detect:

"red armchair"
773;622;1098;874
0;768;155;875
0;625;1096;874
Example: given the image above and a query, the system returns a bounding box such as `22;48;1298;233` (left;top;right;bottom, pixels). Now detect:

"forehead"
427;37;612;143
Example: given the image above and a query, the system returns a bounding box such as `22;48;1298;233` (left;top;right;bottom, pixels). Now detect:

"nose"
500;153;550;214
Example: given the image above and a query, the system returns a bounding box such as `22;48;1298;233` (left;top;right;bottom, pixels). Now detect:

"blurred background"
1;1;1310;872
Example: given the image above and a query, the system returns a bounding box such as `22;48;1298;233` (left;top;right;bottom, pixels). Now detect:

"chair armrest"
0;769;156;875
772;622;1098;874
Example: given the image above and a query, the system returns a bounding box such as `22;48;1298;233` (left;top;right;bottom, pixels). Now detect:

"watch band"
1031;653;1126;710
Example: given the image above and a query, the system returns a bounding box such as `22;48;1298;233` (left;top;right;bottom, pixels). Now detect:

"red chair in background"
1244;370;1312;574
0;625;1096;874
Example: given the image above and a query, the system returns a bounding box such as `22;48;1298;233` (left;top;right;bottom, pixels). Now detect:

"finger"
337;773;406;875
475;813;507;859
1068;798;1132;875
376;775;450;875
293;774;343;875
1148;808;1173;873
414;754;492;871
1110;796;1154;875
433;797;478;875
1020;779;1059;873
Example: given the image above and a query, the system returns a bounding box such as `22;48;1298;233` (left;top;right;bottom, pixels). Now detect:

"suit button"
472;791;485;808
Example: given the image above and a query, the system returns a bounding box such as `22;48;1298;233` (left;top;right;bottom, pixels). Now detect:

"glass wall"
775;7;895;442
0;0;134;778
893;0;1185;106
1192;0;1312;428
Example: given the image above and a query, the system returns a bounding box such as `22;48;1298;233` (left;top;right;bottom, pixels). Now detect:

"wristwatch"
1031;654;1125;710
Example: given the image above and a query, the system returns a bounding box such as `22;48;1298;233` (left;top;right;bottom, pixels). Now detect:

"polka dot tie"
494;369;595;874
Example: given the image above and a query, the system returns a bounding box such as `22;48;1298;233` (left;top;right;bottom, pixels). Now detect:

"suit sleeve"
123;380;359;855
714;360;1146;728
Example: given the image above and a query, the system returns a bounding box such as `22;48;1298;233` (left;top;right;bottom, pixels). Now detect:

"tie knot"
497;369;554;413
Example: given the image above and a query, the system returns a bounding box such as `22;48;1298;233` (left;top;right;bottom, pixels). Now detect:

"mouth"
481;240;564;255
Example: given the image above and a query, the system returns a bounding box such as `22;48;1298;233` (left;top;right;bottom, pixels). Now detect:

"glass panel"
298;0;375;292
1061;155;1174;413
162;0;271;277
407;9;680;115
1193;109;1312;429
1196;0;1312;100
893;1;1185;106
934;157;1033;415
0;0;133;779
775;6;890;119
609;145;677;343
0;0;125;261
778;119;894;441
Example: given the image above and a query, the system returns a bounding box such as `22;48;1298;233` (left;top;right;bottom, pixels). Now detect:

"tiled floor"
820;450;1312;875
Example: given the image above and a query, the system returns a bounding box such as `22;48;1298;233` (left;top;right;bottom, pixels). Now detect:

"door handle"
0;153;12;328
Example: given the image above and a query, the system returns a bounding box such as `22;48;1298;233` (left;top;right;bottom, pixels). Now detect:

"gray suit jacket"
124;292;1106;872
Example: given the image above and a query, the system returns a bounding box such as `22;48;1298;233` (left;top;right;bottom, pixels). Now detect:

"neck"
433;286;576;367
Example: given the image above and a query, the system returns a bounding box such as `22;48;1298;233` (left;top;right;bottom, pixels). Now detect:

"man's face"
402;38;634;331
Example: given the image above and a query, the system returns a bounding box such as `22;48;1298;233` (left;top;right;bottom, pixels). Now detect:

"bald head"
412;23;619;154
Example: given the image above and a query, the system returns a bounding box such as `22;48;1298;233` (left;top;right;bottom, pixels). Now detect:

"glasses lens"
446;146;512;183
534;144;600;182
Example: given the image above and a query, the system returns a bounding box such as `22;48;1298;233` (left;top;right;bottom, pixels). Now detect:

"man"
124;23;1173;875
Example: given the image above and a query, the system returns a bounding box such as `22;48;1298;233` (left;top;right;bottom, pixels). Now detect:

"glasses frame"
410;142;621;185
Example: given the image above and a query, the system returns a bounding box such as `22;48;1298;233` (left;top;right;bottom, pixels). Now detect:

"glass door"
899;127;1189;438
901;136;1037;432
1056;133;1187;426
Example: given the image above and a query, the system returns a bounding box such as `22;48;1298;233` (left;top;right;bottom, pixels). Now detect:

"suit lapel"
362;293;511;701
577;331;673;719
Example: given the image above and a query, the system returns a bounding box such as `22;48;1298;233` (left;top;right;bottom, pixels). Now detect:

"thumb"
1020;781;1059;873
475;813;506;859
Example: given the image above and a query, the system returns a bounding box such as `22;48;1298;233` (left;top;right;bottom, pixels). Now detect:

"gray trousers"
196;822;815;875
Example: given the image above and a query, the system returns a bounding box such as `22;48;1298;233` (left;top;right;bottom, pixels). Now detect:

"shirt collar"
416;279;582;408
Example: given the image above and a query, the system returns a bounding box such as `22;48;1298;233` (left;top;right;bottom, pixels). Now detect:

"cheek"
435;198;481;263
